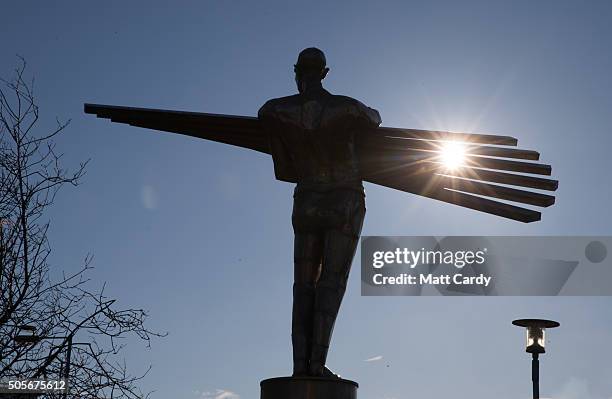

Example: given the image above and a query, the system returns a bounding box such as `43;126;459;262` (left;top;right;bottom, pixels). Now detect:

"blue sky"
2;1;612;398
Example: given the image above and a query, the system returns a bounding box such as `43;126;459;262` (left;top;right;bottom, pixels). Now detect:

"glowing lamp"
512;318;559;353
512;318;560;399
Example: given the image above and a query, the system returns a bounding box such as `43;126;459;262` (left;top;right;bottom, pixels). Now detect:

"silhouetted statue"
258;48;381;377
85;48;559;384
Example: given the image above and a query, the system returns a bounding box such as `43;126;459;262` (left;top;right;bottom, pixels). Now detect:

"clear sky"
2;1;612;399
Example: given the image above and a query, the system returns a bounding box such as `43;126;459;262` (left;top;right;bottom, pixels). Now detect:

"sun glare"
440;141;466;170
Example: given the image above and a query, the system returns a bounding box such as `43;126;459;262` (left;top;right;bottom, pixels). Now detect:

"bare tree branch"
0;57;165;399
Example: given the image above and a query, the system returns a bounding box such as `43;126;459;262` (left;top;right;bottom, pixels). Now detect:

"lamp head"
513;319;560;354
14;325;41;345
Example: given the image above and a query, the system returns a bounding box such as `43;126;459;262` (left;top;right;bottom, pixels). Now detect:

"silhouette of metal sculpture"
84;48;559;378
259;48;380;377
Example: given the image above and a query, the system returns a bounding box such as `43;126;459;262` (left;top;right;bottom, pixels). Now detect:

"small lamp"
512;319;560;399
14;324;41;345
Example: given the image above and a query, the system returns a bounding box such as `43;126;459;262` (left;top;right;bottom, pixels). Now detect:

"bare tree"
0;58;163;399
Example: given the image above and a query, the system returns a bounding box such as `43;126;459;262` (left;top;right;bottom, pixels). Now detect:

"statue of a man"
258;48;381;378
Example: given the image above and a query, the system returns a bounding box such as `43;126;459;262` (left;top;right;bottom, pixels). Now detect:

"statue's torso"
259;88;381;191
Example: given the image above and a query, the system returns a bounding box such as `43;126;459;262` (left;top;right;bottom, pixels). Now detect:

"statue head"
294;47;329;93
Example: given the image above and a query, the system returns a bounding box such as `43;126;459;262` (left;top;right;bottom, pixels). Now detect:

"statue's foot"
308;363;341;379
321;366;341;379
292;361;309;377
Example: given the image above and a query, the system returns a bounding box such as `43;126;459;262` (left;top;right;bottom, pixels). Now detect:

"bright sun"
440;141;466;170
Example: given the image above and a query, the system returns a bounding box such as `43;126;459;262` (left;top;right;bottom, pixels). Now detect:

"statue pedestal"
260;377;358;399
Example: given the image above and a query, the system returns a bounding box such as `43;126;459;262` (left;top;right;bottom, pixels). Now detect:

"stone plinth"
261;377;358;399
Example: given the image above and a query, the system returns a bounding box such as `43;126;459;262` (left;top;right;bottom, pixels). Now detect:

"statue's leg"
309;193;365;377
292;231;323;376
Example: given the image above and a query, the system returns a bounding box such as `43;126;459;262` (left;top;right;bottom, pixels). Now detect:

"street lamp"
512;319;560;399
13;325;75;399
14;325;41;345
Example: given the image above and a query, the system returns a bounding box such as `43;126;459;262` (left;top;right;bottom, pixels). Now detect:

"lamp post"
13;325;40;345
512;319;560;399
14;325;75;399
